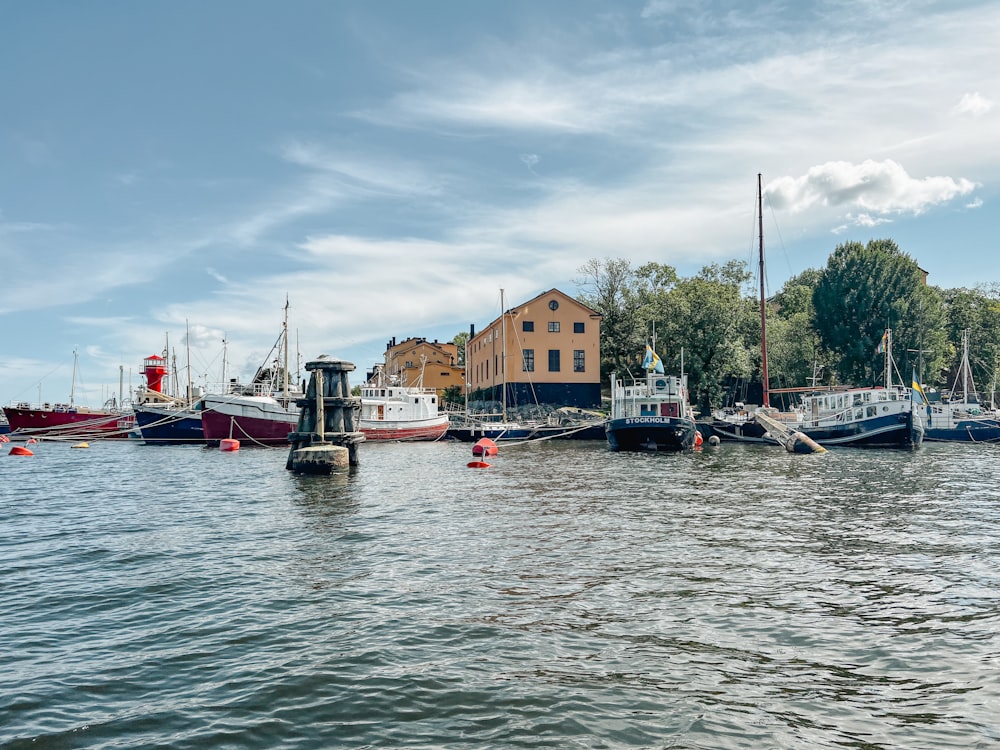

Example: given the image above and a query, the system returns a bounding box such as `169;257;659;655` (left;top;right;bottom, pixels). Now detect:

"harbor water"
2;439;999;748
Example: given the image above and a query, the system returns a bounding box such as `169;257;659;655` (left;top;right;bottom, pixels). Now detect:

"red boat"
3;349;133;439
2;402;132;439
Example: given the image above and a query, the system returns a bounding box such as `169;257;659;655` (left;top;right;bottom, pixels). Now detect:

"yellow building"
467;288;602;409
371;336;465;398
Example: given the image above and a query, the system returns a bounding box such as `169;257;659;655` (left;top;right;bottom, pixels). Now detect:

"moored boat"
2;349;133;440
200;301;302;447
606;352;698;452
358;381;449;441
924;329;1000;443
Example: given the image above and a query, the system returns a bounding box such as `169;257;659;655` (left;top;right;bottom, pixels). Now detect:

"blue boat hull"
134;406;205;445
924;422;1000;443
605;416;697;452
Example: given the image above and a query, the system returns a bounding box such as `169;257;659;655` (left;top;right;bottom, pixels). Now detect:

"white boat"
201;301;302;446
358;371;449;442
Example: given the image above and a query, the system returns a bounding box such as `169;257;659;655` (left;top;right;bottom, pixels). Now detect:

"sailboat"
923;329;1000;442
2;349;134;440
699;175;923;449
201;301;303;446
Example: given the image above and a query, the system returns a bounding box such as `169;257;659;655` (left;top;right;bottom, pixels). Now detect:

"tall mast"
500;288;507;418
185;319;193;403
758;173;770;407
282;297;290;399
70;348;78;406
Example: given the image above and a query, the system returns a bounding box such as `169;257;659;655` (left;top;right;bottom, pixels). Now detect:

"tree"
654;261;752;412
812;239;927;385
451;331;470;366
575;258;645;378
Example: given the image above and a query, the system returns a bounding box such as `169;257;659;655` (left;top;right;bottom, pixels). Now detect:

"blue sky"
2;0;996;407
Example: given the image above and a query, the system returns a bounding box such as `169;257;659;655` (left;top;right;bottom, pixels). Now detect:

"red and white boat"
200;301;302;447
2;350;133;440
358;368;449;441
201;389;299;446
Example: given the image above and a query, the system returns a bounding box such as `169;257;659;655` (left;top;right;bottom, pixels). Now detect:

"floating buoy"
472;438;498;457
9;445;34;456
71;442;89;449
694;431;703;447
707;434;721;446
220;438;240;452
467;460;491;468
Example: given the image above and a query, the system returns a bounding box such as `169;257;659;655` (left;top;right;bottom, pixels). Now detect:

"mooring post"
286;355;365;474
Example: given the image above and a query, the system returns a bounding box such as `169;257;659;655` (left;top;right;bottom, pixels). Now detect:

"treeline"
574;239;1000;412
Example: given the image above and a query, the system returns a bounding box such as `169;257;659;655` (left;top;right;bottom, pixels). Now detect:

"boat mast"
70;347;78;406
884;327;893;388
758;173;770;408
282;297;290;399
185;319;193;403
500;288;507;418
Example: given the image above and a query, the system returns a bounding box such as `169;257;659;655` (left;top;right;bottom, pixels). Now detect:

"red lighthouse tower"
143;354;169;394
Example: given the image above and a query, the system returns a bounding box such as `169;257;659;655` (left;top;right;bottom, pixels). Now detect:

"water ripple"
2;440;999;747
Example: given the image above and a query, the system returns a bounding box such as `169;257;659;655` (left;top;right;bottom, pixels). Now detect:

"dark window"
548;321;560;333
548;349;560;372
522;349;534;372
522;321;534;332
573;350;585;372
574;322;585;334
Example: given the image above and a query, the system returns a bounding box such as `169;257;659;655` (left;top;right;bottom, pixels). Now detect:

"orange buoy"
10;445;34;456
694;431;703;447
467;460;491;468
472;438;498;457
220;438;240;452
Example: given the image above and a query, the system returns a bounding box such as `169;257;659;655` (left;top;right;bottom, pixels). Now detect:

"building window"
523;321;534;332
574;322;585;334
548;349;560;372
548;321;560;333
573;350;585;372
522;349;534;372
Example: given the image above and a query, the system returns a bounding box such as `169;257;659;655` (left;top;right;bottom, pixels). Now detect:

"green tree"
575;258;645;378
812;239;927;385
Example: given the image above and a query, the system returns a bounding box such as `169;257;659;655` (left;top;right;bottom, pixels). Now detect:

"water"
2;439;999;749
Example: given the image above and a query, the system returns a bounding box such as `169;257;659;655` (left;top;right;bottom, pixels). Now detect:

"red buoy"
220;438;240;452
472;438;498;457
467;460;491;468
10;445;34;456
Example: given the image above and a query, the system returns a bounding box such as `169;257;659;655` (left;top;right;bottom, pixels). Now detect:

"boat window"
866;405;877;417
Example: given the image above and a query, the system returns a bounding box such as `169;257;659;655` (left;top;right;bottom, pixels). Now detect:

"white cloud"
766;160;977;217
953;92;993;117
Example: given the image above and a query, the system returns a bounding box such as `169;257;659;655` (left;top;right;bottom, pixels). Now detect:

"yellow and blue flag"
642;345;664;374
911;367;926;405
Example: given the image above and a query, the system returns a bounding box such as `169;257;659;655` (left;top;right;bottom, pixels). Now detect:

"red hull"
201;397;298;446
2;406;130;437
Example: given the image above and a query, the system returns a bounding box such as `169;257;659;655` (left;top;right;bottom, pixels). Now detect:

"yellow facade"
466;289;602;409
377;337;466;397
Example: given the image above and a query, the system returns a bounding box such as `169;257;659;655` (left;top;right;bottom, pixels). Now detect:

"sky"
2;0;997;408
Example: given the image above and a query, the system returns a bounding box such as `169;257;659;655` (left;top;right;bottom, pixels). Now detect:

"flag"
876;331;887;354
642;345;664;373
641;345;654;370
911;367;926;405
